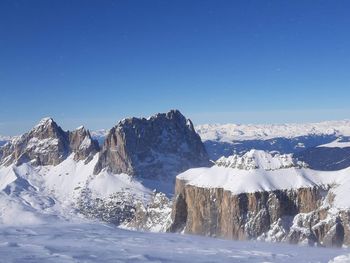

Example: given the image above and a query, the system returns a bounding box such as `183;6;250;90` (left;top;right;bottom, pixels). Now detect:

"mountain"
94;110;210;193
170;149;350;247
2;114;350;250
295;138;350;171
196;120;350;160
0;110;209;230
0;118;99;166
90;129;108;146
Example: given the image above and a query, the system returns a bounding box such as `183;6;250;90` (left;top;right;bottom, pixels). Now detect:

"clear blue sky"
1;0;350;135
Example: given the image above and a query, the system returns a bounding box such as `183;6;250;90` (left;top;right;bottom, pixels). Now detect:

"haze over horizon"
1;0;350;135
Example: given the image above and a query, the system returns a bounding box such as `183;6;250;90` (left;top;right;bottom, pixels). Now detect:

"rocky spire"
93;110;210;184
69;126;100;162
0;118;99;166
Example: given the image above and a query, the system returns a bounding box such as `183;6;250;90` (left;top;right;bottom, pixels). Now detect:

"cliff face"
170;177;349;247
94;110;210;181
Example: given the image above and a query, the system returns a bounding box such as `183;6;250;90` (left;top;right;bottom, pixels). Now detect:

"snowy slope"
0;153;154;226
0;221;347;263
196;120;350;142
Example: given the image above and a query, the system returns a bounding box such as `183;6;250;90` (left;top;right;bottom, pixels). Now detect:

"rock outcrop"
0;118;99;166
170;178;350;247
94;110;210;181
69;126;99;162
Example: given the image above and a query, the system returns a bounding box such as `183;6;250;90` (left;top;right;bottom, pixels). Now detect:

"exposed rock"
94;110;210;189
170;178;349;247
0;118;99;166
215;150;296;170
122;192;173;232
69;126;99;163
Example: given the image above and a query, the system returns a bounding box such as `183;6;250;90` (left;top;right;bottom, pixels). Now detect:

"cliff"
170;177;349;247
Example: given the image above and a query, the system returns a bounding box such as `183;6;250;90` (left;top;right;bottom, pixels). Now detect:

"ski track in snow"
0;222;348;263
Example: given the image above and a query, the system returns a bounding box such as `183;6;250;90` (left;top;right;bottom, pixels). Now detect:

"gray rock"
94;110;210;192
69;126;99;163
170;178;349;247
0;118;99;166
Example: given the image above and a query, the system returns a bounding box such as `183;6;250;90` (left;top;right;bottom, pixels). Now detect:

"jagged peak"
75;125;85;131
35;117;54;127
116;110;187;128
216;149;296;170
166;109;183;118
31;117;60;133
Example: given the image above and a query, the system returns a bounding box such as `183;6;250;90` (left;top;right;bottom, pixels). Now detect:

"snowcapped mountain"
90;129;108;145
2;112;350;256
0;110;208;230
196;120;350;142
196;120;350;160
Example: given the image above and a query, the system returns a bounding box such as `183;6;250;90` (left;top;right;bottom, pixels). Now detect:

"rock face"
69;126;100;162
170;178;350;247
94;110;210;181
0;118;99;166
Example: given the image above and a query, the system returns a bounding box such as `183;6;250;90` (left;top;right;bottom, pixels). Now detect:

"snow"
88;171;150;199
178;164;350;209
318;139;350;148
26;137;59;153
0;221;346;263
33;117;54;129
35;154;151;202
196;120;350;142
216;149;295;170
91;129;108;138
79;135;92;150
330;254;350;263
0;153;154;226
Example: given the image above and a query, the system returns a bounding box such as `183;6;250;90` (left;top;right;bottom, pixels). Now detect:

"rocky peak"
0;118;99;166
93;110;210;192
69;126;100;162
215;149;296;170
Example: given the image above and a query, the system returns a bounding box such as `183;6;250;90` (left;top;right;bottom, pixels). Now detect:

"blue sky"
1;0;350;135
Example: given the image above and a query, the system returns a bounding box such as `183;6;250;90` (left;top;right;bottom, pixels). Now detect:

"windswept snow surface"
178;165;350;209
196;120;350;142
0;221;347;263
